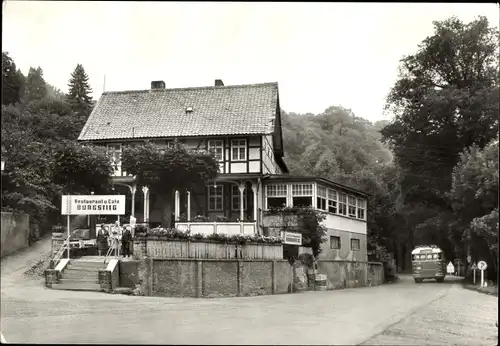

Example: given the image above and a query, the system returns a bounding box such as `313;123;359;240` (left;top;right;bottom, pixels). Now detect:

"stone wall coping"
106;258;119;272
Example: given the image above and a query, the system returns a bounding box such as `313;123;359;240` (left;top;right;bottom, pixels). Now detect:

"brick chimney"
151;81;166;89
215;79;224;87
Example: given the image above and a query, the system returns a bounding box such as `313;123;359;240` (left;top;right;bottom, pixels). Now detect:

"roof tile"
78;82;279;141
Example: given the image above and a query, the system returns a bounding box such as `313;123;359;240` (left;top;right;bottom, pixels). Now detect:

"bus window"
426;254;432;260
419;254;425;260
432;254;438;259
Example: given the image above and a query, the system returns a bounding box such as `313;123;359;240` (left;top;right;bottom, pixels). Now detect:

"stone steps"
51;281;102;291
52;259;107;292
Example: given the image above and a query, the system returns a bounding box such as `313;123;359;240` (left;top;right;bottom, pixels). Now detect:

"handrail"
104;237;120;264
53;238;69;267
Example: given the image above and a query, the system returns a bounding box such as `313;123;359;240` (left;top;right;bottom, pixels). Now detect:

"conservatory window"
292;183;313;207
317;185;327;211
328;189;337;214
266;184;287;208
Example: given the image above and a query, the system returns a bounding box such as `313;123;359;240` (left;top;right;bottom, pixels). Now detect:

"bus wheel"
414;278;423;283
436;277;444;283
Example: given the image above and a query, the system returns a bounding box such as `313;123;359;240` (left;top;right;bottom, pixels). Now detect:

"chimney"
215;79;224;87
151;80;166;89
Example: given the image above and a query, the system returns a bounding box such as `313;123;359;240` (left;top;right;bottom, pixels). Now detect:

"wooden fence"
134;237;283;260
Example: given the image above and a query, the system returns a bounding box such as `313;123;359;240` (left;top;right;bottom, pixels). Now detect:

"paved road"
1;242;497;345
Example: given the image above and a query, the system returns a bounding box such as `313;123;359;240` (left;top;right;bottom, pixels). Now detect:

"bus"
411;245;446;283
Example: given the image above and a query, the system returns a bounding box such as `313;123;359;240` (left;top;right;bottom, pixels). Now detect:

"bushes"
136;227;283;245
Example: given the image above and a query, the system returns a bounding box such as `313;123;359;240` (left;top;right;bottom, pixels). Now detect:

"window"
338;193;347;215
328;189;337;214
330;236;341;249
232;185;247;211
231;139;246;161
317;186;327;211
208;185;223;211
348;195;357;218
351;238;360;251
106;144;122;172
208;140;224;161
292;184;313;207
357;198;366;220
266;184;287;208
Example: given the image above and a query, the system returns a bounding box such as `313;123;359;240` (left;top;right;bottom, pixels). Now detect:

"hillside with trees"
1;53;111;242
281;16;499;278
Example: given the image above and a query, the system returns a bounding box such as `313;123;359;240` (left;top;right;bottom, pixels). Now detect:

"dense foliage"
1;53;112;238
281;17;499;276
121;141;219;227
136;227;283;245
266;206;327;257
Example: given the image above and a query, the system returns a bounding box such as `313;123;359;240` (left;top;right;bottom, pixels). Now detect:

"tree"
380;16;499;260
53;143;114;194
22;67;47;103
66;64;93;117
122;141;219;227
448;138;498;278
2;52;24;105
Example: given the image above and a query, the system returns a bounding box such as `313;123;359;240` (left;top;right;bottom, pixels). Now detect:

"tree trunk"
161;193;174;228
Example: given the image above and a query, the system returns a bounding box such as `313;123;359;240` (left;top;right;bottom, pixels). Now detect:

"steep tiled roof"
78;82;279;141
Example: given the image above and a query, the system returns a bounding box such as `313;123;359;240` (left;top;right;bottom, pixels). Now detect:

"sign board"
61;195;126;215
281;231;302;246
467;255;471;263
1;161;4;171
446;262;455;274
471;263;477;270
478;261;487;271
130;216;136;227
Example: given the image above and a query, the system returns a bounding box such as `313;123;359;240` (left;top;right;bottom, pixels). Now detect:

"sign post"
62;195;126;258
477;261;487;287
471;263;477;284
66;195;71;259
446;261;455;275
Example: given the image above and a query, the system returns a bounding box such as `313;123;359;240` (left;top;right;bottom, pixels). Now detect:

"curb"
462;283;498;297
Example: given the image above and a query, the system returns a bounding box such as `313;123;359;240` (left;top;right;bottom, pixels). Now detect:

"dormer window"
185;107;193;113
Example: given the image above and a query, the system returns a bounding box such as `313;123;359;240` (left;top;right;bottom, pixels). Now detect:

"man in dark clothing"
97;224;109;256
121;226;132;258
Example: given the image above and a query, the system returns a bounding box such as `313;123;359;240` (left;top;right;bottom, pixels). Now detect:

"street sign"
61;195;126;215
478;261;487;270
467;255;471;263
477;261;487;287
281;231;302;246
130;216;136;227
471;263;477;270
446;262;455;275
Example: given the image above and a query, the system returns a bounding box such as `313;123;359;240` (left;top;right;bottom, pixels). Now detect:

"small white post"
187;191;191;221
239;184;245;221
481;269;484;288
175;190;180;221
473;268;476;284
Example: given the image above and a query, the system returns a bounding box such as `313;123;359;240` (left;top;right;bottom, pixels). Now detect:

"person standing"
97;224;109;256
121;226;132;258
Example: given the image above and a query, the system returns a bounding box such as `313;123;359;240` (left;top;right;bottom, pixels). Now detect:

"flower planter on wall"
135;237;283;260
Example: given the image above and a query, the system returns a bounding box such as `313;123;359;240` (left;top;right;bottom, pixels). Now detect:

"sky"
2;2;499;122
